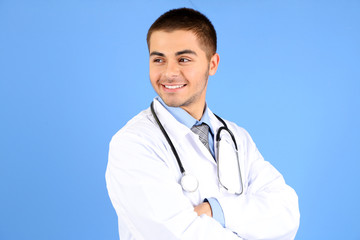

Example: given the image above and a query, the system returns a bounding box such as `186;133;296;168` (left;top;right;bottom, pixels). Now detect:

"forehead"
149;30;205;55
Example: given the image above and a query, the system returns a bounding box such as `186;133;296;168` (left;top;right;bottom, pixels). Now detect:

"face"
149;30;219;120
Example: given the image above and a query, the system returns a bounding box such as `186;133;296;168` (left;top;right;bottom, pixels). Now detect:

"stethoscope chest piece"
180;173;199;192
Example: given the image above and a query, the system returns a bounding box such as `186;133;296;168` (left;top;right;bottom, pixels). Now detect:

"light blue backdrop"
1;0;359;239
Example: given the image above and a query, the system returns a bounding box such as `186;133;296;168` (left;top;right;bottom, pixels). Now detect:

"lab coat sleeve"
217;127;300;240
106;129;241;240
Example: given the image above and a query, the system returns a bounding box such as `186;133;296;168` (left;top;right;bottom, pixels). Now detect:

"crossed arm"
194;202;212;217
106;130;299;239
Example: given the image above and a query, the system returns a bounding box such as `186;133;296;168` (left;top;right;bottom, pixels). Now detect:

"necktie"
191;123;211;153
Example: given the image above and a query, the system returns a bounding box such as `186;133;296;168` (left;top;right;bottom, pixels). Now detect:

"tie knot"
191;123;210;151
191;123;209;135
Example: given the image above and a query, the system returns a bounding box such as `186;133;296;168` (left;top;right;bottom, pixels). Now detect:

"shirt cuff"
205;198;225;227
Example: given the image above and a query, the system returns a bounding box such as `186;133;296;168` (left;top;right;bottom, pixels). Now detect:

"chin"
164;101;182;108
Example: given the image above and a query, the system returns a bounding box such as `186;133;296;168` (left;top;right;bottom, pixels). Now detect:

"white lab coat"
106;98;300;240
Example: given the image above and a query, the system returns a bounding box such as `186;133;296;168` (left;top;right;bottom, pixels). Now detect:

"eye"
153;58;164;63
179;58;190;63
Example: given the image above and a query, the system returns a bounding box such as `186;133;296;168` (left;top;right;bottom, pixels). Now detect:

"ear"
209;53;220;76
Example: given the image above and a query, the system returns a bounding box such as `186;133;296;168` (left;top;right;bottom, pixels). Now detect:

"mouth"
161;84;186;93
163;84;186;89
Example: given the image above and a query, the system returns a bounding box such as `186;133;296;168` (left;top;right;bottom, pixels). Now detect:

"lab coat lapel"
152;99;216;165
208;108;224;162
152;99;191;141
151;99;222;201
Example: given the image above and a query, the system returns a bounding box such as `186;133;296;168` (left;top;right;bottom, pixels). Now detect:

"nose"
164;60;180;80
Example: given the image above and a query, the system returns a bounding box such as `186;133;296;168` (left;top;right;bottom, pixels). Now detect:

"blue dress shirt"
157;97;225;227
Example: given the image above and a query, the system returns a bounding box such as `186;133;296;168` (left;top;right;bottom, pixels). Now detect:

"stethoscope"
150;101;243;195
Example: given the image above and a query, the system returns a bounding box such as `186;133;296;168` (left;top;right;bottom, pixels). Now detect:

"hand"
194;202;213;217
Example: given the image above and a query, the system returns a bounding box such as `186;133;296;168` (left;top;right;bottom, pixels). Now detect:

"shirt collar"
156;96;214;135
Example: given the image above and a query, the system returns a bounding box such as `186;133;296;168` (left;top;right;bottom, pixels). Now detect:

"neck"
181;103;206;121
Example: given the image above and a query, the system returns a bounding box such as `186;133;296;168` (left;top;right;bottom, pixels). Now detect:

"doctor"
106;8;300;240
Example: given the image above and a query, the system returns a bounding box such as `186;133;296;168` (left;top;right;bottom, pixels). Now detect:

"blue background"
1;0;359;239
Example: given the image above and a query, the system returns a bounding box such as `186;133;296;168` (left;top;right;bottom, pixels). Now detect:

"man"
106;8;300;239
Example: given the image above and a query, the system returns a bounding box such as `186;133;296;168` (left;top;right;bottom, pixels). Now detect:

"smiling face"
149;30;219;120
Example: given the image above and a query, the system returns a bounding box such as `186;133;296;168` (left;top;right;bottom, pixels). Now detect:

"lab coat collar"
151;98;192;140
155;96;215;136
156;97;196;129
151;98;224;149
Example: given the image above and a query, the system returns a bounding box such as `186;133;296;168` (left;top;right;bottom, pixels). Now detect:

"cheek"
181;68;196;79
183;67;206;83
149;68;160;84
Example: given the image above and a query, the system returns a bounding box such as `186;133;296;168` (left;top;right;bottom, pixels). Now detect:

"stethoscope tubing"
151;100;243;195
151;101;185;174
150;101;239;174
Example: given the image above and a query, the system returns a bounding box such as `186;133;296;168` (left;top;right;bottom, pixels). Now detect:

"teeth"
164;85;185;89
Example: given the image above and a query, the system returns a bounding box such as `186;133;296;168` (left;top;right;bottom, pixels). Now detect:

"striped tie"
191;123;211;153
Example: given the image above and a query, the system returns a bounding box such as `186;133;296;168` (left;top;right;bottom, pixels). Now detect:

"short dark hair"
147;8;217;59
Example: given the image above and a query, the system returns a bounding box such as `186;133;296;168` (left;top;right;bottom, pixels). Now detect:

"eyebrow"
150;51;164;57
175;49;197;56
149;49;197;57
